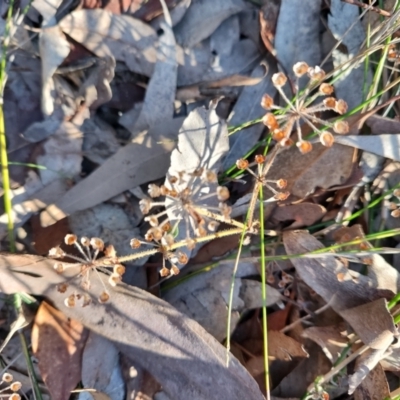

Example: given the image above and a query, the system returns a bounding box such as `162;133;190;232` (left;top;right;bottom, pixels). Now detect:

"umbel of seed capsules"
261;62;349;154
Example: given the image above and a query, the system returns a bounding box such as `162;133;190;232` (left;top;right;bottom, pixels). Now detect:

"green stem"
259;178;270;399
0;0;15;252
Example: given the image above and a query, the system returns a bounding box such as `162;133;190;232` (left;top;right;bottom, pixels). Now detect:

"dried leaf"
271;203;326;229
274;0;321;86
302;324;348;364
79;332;124;400
177;37;259;87
353;363;390;400
32;301;89;400
328;0;372;110
264;143;355;200
37;121;83;185
283;230;396;349
163;260;283;341
174;0;246;48
165;105;229;246
259;0;281;54
39;117;184;227
120;19;177;136
335;134;400;161
59;9;158;76
349;347;389;395
32;0;63;25
39;26;70;116
0;254;265;400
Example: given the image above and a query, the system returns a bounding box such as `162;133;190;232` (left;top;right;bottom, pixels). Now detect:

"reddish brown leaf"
354;363;390;400
32;301;89;400
259;0;281;54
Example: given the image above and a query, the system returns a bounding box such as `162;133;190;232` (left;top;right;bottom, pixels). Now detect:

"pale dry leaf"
81;117;121;165
78;332;124;400
274;0;321;87
36;121;83;185
151;0;192;30
283;230;397;349
22;117;62;143
176;37;259;87
32;0;63;25
334;134;400;161
353;363;390;400
39;117;184;227
165;105;229;246
163;260;282;341
223;62;277;170
328;0;372;110
0;254;265;400
0;179;68;240
31;301;89;400
272;343;331;398
173;0;246;48
271;203;326;229
78;56;116;110
120;19;177;136
59;9;158;76
349;347;389;395
210;15;239;58
302;324;348;364
39;26;70;116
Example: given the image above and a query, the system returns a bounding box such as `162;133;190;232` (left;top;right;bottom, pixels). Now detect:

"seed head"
10;382;22;392
272;72;287;87
108;273;122;287
307;66;325;81
297;140;313;154
335;99;348;115
320;131;334;147
98;291;110;303
394;189;400;198
54;263;64;273
2;373;13;383
9;394;21;400
90;237;104;251
203;169;217;183
274;192;290;201
255;154;266;164
333;120;349;134
64;234;77;245
217;186;230;201
319;83;334;95
113;264;125;275
148;184;161;198
276;179;287;189
293;61;309;77
263;113;279;130
236;159;249;170
48;246;65;258
261;94;274;109
272;130;285;142
139;198;152;215
130;238;141;249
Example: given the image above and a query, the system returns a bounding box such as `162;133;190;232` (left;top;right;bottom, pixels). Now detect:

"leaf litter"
3;1;400;399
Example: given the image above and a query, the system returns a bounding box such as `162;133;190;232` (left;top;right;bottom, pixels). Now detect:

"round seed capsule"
261;94;274;109
236;158;249;170
296;140;313;154
333;120;349;134
272;72;287;87
320;131;334;147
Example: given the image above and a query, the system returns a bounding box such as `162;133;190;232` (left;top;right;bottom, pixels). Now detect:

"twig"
341;0;392;17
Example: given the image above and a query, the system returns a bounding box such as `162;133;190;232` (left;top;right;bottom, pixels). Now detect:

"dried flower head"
261;63;349;151
235;154;290;204
139;168;235;241
48;235;125;306
389;188;400;218
0;372;22;399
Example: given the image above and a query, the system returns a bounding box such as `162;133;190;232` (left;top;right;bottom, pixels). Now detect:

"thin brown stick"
341;0;391;17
